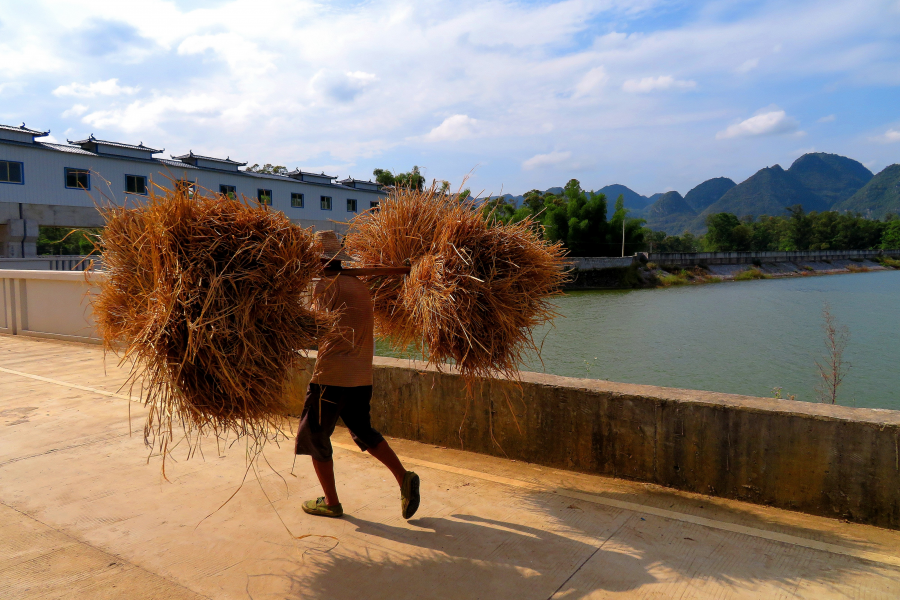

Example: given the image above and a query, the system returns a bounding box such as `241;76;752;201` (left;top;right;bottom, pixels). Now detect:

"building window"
291;193;304;208
347;198;357;213
126;175;147;195
257;189;272;205
220;184;236;199
65;168;90;190
320;196;332;210
370;200;380;209
0;161;23;184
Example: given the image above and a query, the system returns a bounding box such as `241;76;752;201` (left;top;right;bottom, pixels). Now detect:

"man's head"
315;230;354;270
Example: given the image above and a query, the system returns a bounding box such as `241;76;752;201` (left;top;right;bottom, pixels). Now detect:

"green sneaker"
302;497;343;518
401;471;420;519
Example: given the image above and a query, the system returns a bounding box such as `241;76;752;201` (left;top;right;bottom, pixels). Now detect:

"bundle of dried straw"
93;185;332;456
343;184;568;381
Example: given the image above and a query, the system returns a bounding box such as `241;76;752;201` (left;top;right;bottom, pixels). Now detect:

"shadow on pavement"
292;512;654;600
289;488;899;600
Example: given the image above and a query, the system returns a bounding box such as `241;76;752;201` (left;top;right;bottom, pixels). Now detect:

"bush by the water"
649;207;900;253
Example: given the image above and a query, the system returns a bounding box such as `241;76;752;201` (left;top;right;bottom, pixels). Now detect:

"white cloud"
82;94;222;133
62;104;89;118
716;108;800;139
177;33;277;75
622;75;696;93
736;58;759;73
522;151;572;171
573;66;609;98
310;70;379;103
817;114;836;123
52;78;139;98
0;0;897;194
871;128;900;143
425;115;479;142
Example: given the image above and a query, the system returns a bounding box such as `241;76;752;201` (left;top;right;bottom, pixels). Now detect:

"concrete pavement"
1;334;899;599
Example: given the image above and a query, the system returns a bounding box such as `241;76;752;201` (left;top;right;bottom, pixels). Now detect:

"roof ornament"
20;122;26;129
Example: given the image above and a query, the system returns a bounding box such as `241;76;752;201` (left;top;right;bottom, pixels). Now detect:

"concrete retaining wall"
570;256;636;270
363;359;900;529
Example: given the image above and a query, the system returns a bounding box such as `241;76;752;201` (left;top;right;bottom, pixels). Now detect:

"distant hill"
787;153;873;208
597;184;649;211
645;191;696;234
496;152;882;230
683;177;735;212
699;164;829;220
834;164;900;219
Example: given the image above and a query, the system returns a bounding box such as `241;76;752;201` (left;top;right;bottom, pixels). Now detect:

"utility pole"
621;216;625;257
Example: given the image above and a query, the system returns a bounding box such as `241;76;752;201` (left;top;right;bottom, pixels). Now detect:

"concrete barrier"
362;359;900;529
569;256;636;270
6;269;900;528
0;269;101;343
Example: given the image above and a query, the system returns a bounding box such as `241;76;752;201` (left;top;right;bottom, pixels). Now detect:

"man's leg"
342;386;421;519
312;458;340;506
296;383;344;516
367;440;406;486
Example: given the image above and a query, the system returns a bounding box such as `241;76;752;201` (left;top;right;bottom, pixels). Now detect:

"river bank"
567;252;900;289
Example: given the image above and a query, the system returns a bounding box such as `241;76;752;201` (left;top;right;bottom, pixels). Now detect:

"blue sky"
1;0;898;197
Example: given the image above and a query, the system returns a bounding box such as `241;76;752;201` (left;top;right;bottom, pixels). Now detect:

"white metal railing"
0;270;103;344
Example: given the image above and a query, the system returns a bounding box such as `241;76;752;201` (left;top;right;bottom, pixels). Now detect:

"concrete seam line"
0;366;141;402
332;442;900;569
4;367;898;569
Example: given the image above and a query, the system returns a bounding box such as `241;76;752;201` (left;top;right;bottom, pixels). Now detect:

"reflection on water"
377;271;900;410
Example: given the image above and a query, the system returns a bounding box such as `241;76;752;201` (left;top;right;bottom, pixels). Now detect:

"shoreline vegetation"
567;254;900;290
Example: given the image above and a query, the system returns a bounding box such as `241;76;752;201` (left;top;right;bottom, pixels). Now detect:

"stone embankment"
568;249;900;289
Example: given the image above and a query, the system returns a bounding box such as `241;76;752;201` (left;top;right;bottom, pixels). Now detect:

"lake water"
377;271;900;410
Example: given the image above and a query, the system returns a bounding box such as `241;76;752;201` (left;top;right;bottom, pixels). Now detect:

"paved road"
1;335;899;599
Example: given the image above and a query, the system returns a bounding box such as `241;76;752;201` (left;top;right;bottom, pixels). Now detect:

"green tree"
881;221;900;249
522;189;547;213
373;168;395;187
703;213;742;251
37;227;100;255
608;194;647;256
481;196;517;223
245;163;288;175
372;166;426;191
785;205;814;250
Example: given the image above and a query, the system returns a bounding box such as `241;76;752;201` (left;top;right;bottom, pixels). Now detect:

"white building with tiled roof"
0;123;385;257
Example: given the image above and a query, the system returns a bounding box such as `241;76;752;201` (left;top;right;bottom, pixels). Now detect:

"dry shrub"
93;184;333;461
344;184;568;382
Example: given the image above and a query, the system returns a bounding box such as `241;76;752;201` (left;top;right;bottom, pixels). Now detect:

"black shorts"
294;383;385;462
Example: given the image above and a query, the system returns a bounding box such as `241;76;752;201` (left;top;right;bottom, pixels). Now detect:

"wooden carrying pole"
322;266;412;277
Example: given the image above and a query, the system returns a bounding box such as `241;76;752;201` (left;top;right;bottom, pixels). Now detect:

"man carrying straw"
295;230;420;519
